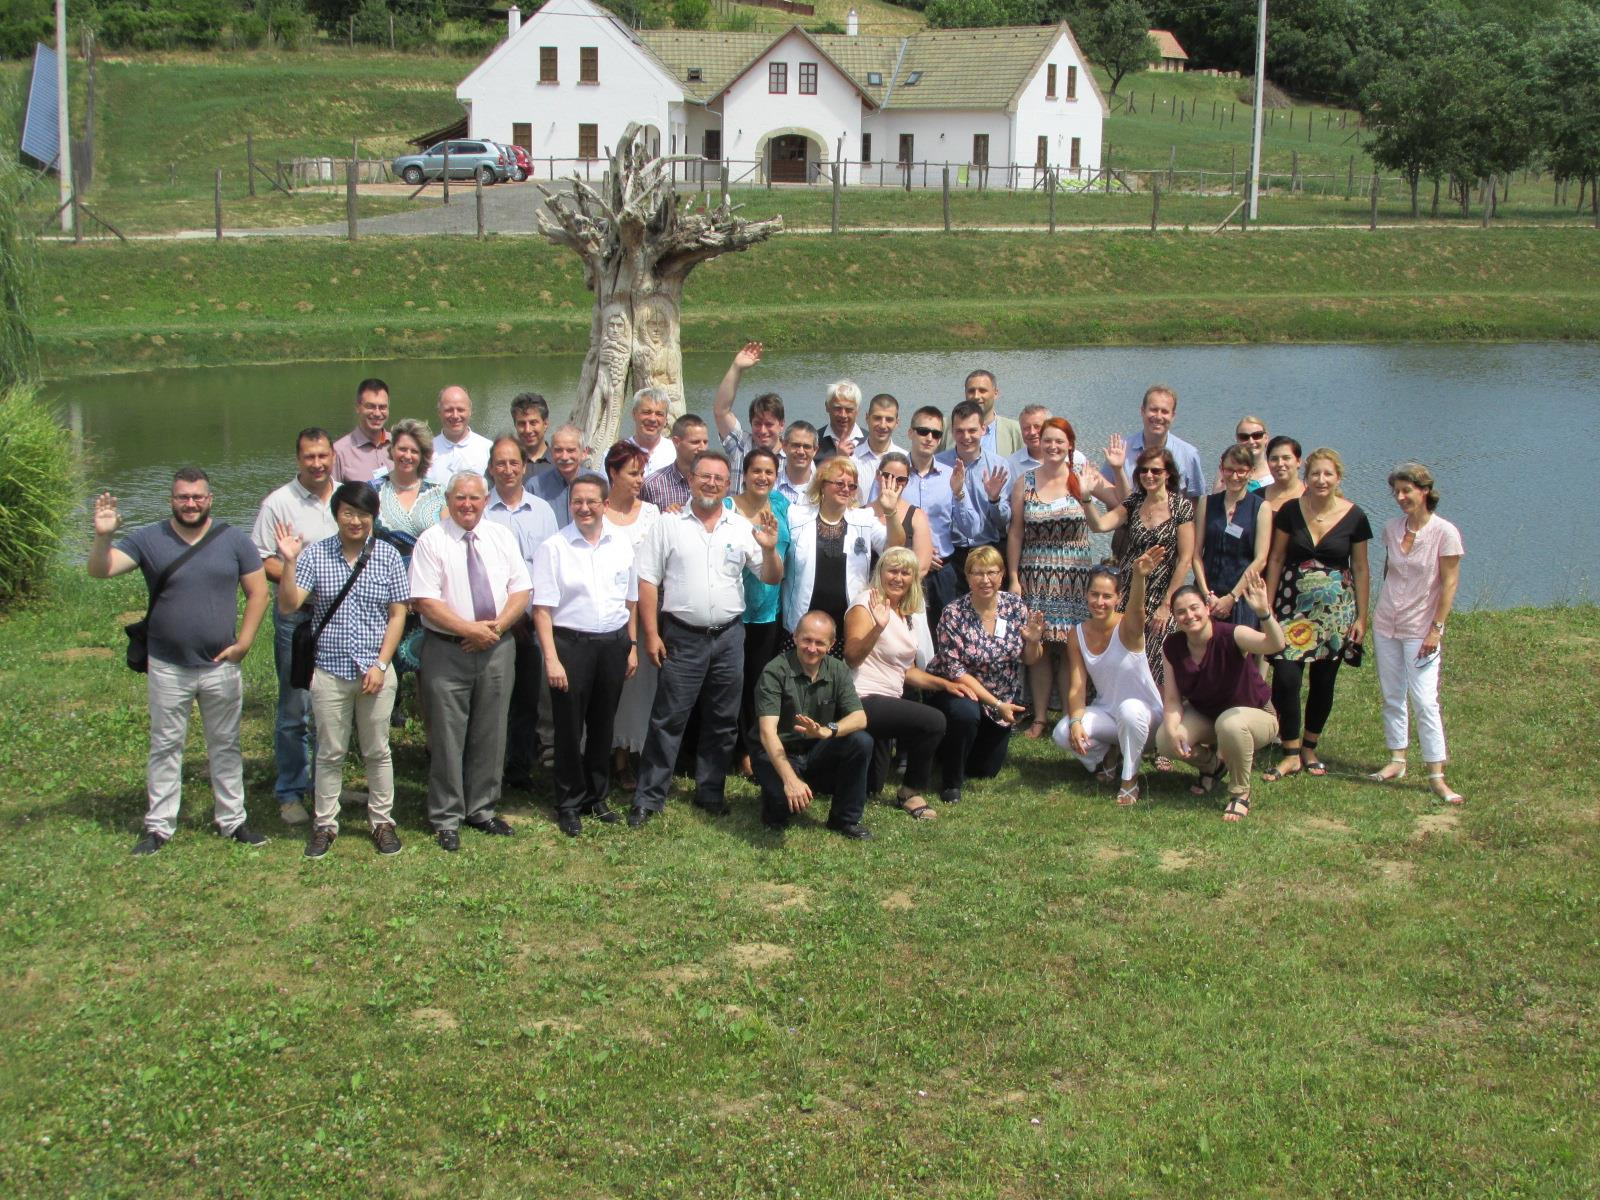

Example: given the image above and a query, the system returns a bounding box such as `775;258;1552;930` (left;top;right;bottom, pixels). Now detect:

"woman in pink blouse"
1368;463;1464;804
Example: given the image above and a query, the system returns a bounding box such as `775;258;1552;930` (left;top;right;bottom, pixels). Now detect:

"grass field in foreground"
35;228;1600;376
0;570;1595;1197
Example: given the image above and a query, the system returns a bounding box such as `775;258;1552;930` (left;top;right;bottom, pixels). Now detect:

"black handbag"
289;544;372;690
125;523;231;673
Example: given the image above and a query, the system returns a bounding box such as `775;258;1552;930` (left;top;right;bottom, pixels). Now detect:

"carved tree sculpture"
538;123;784;459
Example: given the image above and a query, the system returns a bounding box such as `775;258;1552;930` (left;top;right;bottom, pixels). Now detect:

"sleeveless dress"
607;502;663;753
1271;500;1373;663
1116;490;1195;681
1017;470;1093;640
1201;489;1266;631
1076;623;1163;717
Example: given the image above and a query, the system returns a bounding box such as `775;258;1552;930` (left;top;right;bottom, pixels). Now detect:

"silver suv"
393;140;510;186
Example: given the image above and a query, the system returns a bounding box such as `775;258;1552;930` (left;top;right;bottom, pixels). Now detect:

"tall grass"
0;161;40;389
0;387;74;603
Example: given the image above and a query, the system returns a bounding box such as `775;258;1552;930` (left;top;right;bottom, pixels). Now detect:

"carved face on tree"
604;310;629;344
638;297;675;350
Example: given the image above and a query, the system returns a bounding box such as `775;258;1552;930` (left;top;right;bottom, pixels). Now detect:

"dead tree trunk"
537;123;783;460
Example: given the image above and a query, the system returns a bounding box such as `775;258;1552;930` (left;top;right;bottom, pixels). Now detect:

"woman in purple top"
1156;572;1286;820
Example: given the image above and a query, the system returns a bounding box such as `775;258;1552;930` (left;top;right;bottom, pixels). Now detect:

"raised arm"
86;493;138;578
843;594;888;670
1230;569;1285;656
1119;546;1165;652
712;341;762;440
1076;465;1128;534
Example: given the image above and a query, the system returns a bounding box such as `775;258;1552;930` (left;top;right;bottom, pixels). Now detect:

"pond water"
46;342;1600;609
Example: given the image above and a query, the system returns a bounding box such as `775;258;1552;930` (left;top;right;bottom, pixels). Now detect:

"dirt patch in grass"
646;963;711;987
1413;810;1461;837
1157;849;1196;871
1296;817;1355;836
725;942;793;970
42;647;114;662
880;889;916;911
1372;859;1416;883
408;1007;458;1032
1089;845;1132;865
522;1016;583;1035
744;882;811;913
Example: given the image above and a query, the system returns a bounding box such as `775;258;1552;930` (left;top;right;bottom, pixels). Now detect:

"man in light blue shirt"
1105;385;1207;501
938;400;1013;592
887;405;981;629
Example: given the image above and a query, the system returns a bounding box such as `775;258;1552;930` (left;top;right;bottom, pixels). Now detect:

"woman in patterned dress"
1005;418;1093;738
1077;446;1196;682
602;441;662;791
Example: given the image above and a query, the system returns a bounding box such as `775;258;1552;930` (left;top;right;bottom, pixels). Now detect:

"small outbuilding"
1148;29;1188;74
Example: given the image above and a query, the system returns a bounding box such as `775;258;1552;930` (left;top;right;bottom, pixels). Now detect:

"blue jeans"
752;730;874;827
272;606;315;804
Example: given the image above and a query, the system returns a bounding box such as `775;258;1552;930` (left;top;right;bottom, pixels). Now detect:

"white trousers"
310;668;398;831
1052;699;1158;783
146;657;246;838
1374;633;1447;762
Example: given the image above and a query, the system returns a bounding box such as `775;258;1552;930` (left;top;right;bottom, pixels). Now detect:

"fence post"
1346;155;1354;200
247;132;256;198
476;172;485;239
71;159;82;243
1047;169;1056;234
1230;145;1237;194
169;162;177;188
442;142;450;205
1150;182;1160;233
214;168;223;240
345;159;358;241
720;161;730;201
1167;145;1175;191
831;160;841;233
1291;149;1299;193
942;166;950;232
1307;110;1313;142
1480;176;1492;228
1369;168;1379;230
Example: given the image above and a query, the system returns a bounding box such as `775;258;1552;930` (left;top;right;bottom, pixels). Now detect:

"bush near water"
0;387;75;605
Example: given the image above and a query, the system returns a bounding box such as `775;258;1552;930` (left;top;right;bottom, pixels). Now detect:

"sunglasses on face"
1137;466;1167;476
911;426;942;439
879;471;908;483
1237;430;1266;441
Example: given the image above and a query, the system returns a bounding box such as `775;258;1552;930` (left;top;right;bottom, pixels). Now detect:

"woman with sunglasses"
1005;417;1094;738
1218;416;1274;492
1077;446;1196;681
781;456;904;654
868;452;933;579
1194;444;1271;631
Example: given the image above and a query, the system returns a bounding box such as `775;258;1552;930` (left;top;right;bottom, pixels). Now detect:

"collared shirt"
886;456;963;558
531;522;638;634
332;427;391;483
775;464;816;510
426;428;494;485
484;487;561;583
1010;447;1087;474
637;506;767;627
628;435;676;475
640;463;694;512
817;421;865;462
853;439;907;504
251;476;339;571
294;536;410;680
526;465;604;517
755;649;863;754
1110;431;1207;501
409;517;532;631
720;420;786;495
981;415;1023;458
936;448;1013;549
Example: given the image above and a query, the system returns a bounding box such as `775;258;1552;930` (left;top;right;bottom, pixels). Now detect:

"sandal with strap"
1189;771;1217;797
1223;794;1251;822
1094;747;1122;785
1367;755;1407;782
1426;771;1464;805
899;792;939;820
1116;780;1140;806
1301;738;1328;777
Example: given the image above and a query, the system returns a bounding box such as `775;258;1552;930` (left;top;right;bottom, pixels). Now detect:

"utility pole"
1246;0;1267;222
55;0;74;232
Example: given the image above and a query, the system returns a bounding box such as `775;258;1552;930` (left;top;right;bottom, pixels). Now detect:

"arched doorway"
756;128;828;184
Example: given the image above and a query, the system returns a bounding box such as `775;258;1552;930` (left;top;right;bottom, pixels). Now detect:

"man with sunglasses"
1106;385;1207;502
891;406;981;629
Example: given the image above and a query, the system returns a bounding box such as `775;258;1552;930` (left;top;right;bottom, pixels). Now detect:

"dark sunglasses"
911;426;942;438
1137;466;1167;475
1237;430;1267;441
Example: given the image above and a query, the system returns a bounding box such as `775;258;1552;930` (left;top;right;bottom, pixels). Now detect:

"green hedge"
0;388;75;604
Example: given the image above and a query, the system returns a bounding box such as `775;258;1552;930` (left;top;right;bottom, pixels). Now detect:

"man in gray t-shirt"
89;468;270;856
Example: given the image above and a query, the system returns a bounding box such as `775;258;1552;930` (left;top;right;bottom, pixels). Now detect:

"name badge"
994;618;1009;640
724;544;745;567
614;570;629;589
1047;496;1072;513
1225;522;1245;539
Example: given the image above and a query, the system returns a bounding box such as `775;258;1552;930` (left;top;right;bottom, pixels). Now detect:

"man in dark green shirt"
753;611;875;839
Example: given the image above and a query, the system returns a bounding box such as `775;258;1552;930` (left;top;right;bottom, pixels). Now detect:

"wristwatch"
826;721;839;737
376;660;390;673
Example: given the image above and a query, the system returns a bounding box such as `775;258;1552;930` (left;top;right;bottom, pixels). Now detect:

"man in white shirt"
409;472;532;852
711;341;785;489
817;379;865;461
1106;385;1206;501
627;387;676;474
532;476;639;837
852;392;906;504
425;385;493;484
1007;404;1050;472
630;450;782;826
251;427;339;825
775;421;819;509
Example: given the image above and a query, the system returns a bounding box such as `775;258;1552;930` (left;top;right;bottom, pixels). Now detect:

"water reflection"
45;342;1600;609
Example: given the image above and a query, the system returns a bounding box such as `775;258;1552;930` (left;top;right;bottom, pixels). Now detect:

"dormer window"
867;71;882;85
687;67;704;82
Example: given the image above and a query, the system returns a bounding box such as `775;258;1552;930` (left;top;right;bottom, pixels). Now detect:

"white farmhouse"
456;0;1107;186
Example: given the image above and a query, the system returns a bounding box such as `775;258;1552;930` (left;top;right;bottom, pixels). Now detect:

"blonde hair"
870;546;924;616
807;455;859;505
963;544;1005;577
1304;447;1346;495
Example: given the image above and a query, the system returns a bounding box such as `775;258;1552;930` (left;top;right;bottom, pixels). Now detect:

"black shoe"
223;824;268;846
465;816;514;837
371;823;403;856
693;797;731;817
557;811;582;838
826;819;874;840
436;828;460;852
627;806;655;828
131;830;169;856
585;801;622;825
939;788;962;806
304;826;336;859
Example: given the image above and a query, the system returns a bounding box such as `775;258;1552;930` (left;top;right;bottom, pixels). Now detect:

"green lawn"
33;228;1600;375
1;568;1595;1196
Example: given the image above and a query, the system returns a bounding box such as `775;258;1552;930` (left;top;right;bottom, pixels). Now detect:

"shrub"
670;0;707;29
0;387;75;604
0;162;38;390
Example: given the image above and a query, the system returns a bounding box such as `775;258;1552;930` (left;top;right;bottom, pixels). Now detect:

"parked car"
392;140;509;186
501;143;532;182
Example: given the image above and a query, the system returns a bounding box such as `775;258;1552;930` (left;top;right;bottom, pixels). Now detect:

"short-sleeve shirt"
332;428;391;483
1374;515;1464;639
931;591;1029;704
755;650;864;754
1163;621;1271;719
426;429;493;485
251;477;337;571
1111;431;1207;501
1273;501;1373;571
409;518;532;631
118;521;262;669
637;507;766;627
531;523;638;634
294;537;410;680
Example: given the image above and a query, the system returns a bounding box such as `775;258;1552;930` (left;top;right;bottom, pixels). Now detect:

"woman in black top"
1263;447;1372;779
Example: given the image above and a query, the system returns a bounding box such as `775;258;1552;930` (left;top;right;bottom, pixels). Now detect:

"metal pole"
442;142;450;205
215;168;223;240
54;0;73;231
831;160;841;233
476;171;485;239
1247;0;1267;221
247;132;256;197
942;165;950;232
1150;182;1160;232
347;159;358;241
1047;169;1056;233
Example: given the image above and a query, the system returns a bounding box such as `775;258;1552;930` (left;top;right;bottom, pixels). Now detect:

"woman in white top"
843;548;975;819
782;455;904;652
601;442;662;790
1369;462;1464;804
1054;548;1165;805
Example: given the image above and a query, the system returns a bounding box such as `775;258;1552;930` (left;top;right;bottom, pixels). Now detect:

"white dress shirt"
775;464;816;510
426;429;494;485
531;523;637;634
853;439;907;504
409;517;532;631
636;507;766;627
628;435;677;475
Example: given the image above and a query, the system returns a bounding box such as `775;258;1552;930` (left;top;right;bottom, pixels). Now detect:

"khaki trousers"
310;668;397;831
1156;704;1279;799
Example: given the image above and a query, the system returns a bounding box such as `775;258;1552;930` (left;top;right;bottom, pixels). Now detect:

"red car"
499;142;532;183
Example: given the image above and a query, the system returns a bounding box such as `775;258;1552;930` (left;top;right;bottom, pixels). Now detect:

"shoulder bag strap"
142;522;232;622
310;543;374;638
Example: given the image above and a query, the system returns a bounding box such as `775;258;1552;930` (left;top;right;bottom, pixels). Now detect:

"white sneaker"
279;799;311;826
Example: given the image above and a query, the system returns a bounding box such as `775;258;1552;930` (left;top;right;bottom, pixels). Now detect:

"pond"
46;342;1600;609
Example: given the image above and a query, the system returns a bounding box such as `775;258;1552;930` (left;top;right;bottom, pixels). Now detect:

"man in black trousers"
531;476;639;836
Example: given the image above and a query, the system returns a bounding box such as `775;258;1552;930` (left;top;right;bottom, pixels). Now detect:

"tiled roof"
639;24;1068;111
1149;29;1188;60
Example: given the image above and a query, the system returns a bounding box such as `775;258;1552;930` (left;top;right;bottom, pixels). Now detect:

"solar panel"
20;43;60;171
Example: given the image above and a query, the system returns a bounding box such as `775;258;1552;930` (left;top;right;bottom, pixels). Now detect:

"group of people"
89;356;1466;857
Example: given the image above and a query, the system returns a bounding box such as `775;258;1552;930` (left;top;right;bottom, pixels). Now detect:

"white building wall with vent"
1009;28;1105;179
719;30;863;177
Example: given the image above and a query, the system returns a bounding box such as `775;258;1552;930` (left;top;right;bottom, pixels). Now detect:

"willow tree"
537;123;783;457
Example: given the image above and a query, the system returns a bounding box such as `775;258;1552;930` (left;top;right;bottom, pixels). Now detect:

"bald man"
426;386;494;484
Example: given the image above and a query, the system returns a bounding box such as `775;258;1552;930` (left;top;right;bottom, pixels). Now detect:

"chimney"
508;5;521;35
846;7;858;36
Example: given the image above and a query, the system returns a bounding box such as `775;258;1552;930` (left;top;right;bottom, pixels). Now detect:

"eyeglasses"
879;471;908;483
1137;466;1167;476
911;426;942;439
1236;430;1267;441
692;472;729;484
824;478;856;489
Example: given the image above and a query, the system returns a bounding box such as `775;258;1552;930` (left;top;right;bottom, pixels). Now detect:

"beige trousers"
1156;704;1279;799
310;668;397;830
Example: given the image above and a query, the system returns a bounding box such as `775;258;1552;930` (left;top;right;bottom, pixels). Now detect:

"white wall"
720;30;862;171
859;109;1011;169
1011;28;1105;177
457;0;682;161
